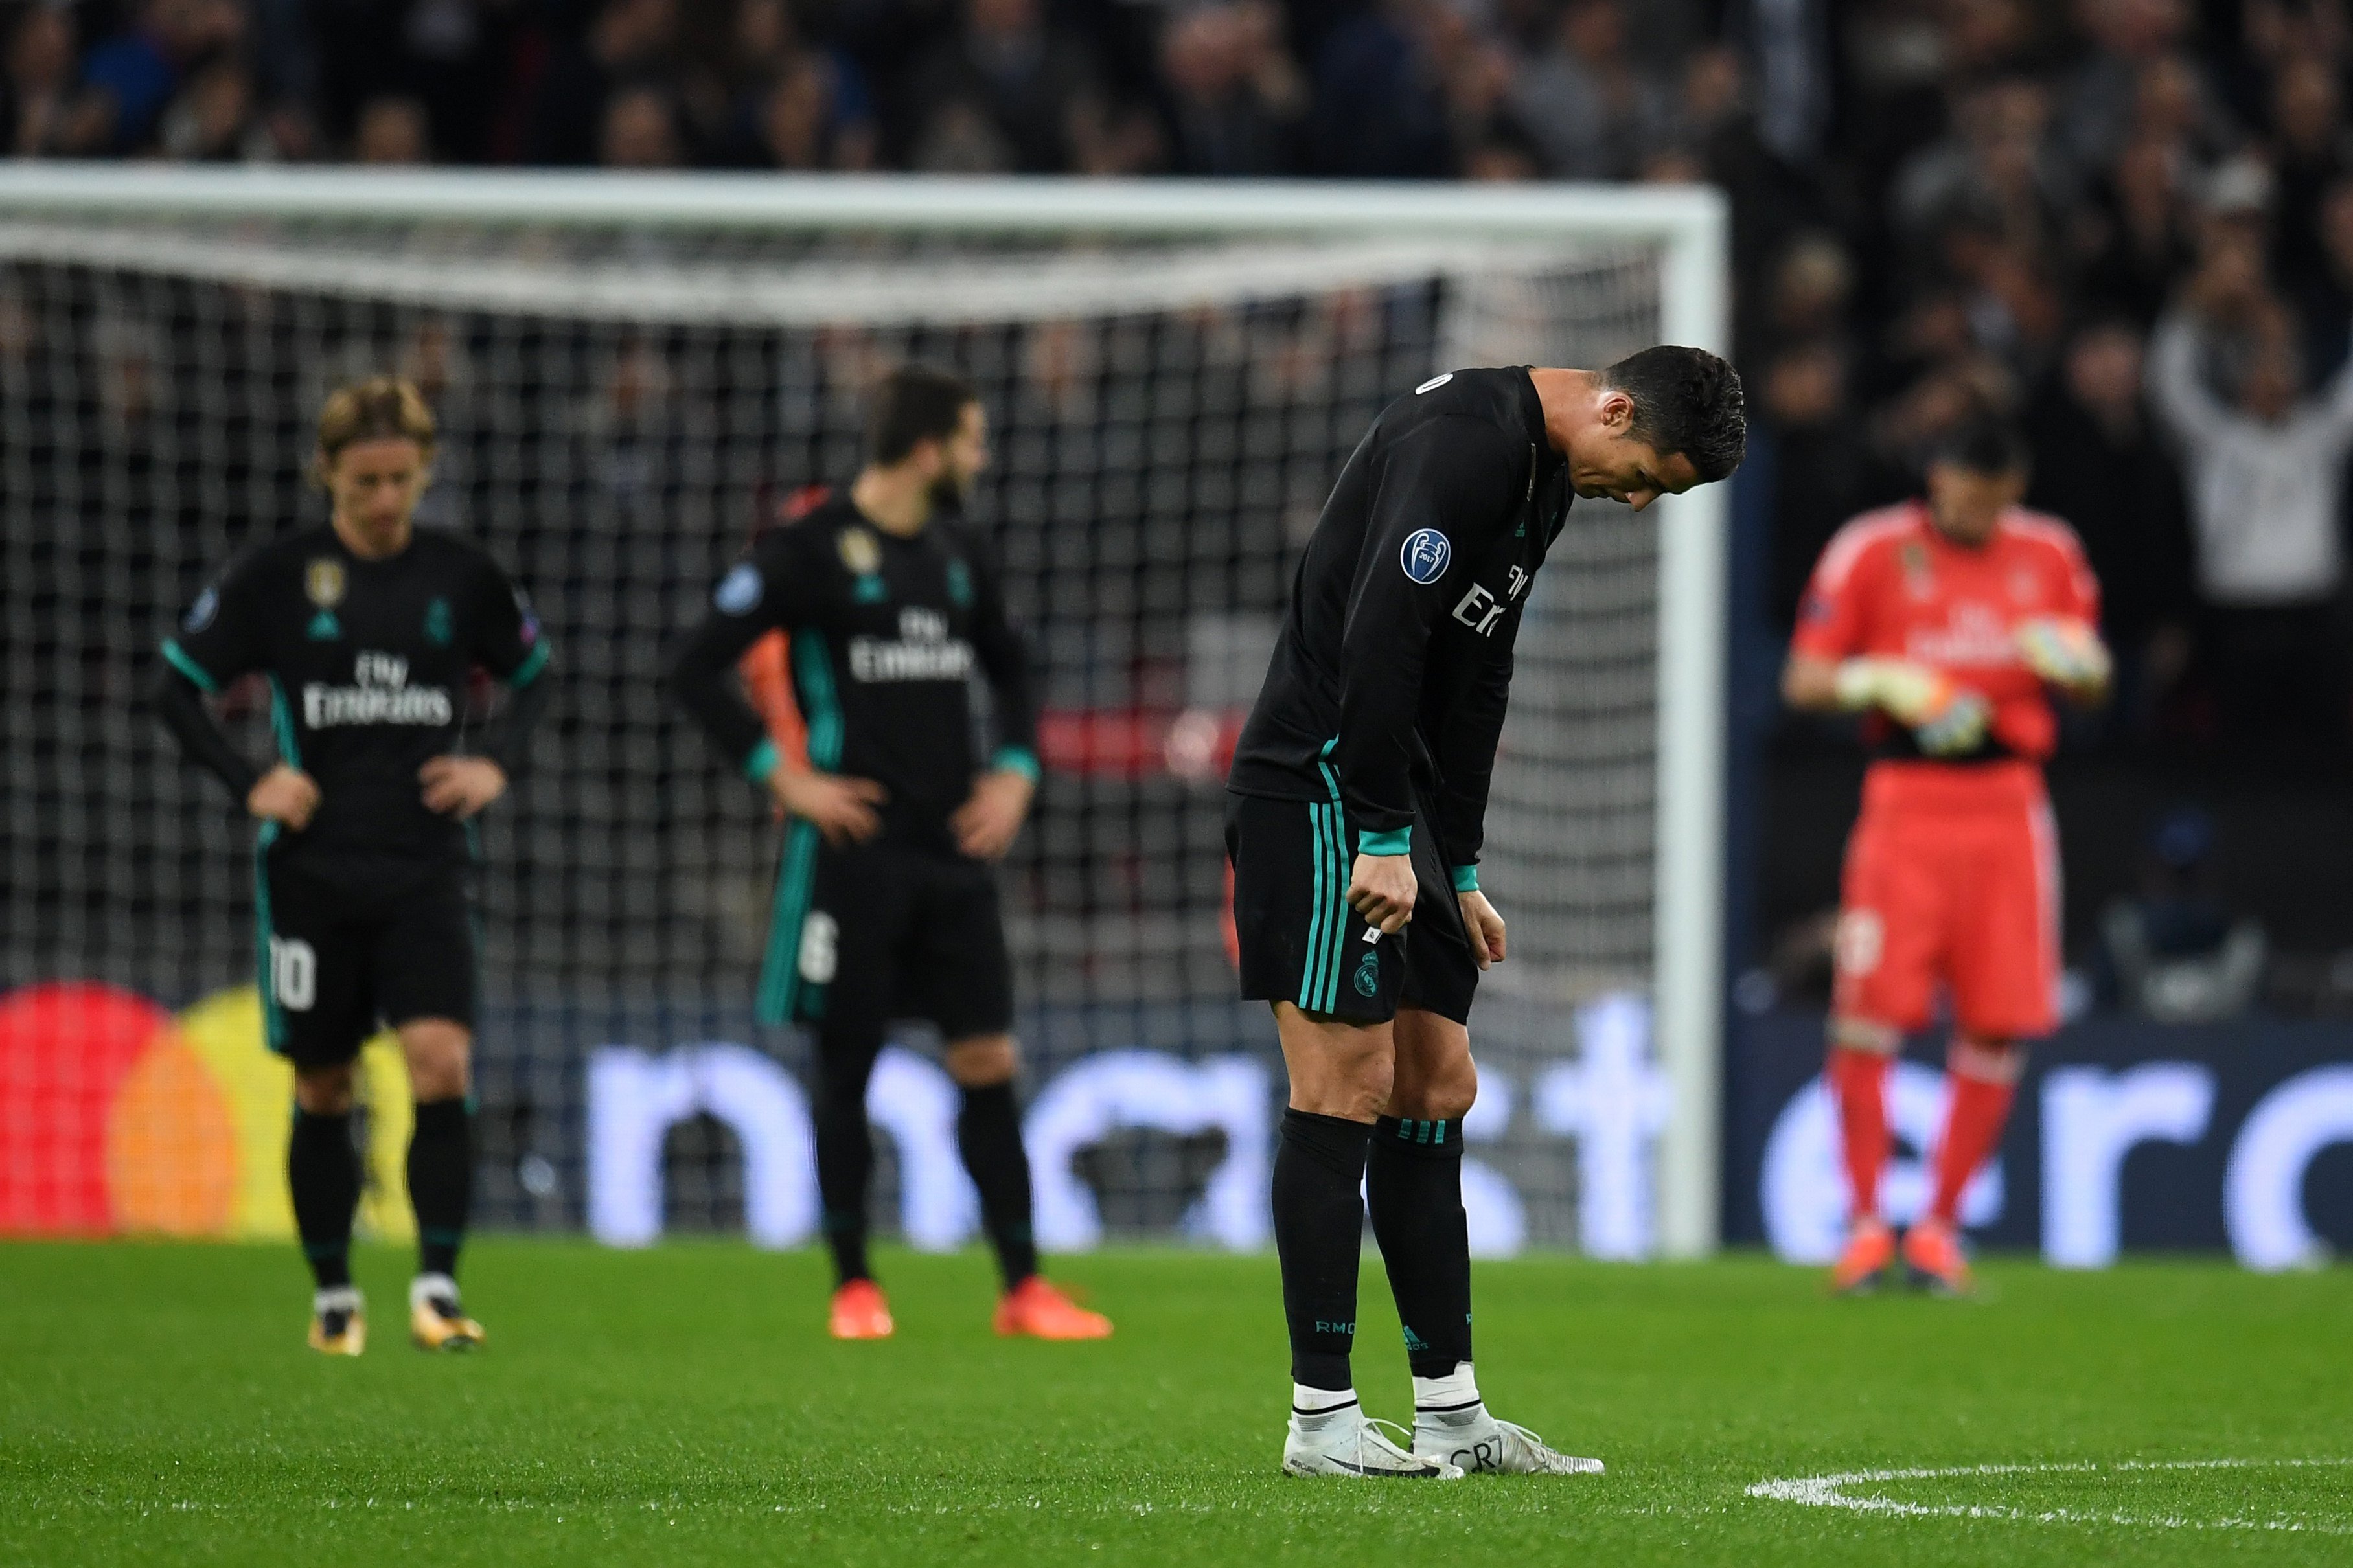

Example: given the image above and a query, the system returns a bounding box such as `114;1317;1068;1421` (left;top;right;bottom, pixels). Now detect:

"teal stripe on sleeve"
264;676;300;767
1451;864;1480;892
160;639;220;693
506;641;551;688
989;745;1040;783
792;634;844;769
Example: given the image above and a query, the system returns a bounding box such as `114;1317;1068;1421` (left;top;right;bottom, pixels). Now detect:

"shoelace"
1357;1416;1432;1473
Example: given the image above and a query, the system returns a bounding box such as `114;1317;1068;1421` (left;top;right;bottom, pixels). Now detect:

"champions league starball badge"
713;562;763;615
1400;528;1452;584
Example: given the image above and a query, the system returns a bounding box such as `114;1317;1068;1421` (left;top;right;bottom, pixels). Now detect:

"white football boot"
1412;1402;1605;1476
1283;1399;1465;1479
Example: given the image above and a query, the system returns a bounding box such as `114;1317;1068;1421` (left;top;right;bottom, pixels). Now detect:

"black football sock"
813;1028;884;1286
1366;1116;1473;1380
955;1080;1039;1290
407;1097;474;1281
1273;1109;1372;1392
288;1108;360;1291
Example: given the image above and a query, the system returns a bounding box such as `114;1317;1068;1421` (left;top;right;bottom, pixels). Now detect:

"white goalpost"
0;167;1727;1256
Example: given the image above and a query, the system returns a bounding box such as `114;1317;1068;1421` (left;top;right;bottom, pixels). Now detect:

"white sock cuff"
1291;1383;1359;1416
313;1285;363;1314
1412;1362;1481;1412
409;1272;457;1310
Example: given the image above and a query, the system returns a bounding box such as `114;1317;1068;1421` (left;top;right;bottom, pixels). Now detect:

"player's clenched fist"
1348;850;1417;935
246;763;321;831
772;767;887;846
1459;889;1506;970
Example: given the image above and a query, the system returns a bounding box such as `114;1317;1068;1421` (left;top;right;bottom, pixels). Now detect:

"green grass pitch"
5;1242;2348;1566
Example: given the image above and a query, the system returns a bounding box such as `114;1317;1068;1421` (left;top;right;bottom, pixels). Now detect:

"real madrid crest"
305;558;347;608
838;527;881;576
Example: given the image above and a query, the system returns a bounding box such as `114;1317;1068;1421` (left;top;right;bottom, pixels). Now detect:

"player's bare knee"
946;1034;1018;1087
1426;1053;1478;1122
1830;1016;1902;1054
1951;1035;2026;1084
399;1019;472;1101
294;1065;355;1115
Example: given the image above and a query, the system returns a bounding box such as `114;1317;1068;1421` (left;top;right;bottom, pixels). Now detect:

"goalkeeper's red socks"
1824;1045;1890;1223
1926;1042;2020;1227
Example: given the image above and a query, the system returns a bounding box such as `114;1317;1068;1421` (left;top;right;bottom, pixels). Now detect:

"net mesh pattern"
0;220;1663;1248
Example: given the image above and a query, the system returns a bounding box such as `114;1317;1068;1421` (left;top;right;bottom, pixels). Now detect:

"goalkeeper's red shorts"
1831;759;2060;1041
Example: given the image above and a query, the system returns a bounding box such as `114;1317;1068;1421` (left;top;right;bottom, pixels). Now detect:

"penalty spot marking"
1747;1457;2353;1533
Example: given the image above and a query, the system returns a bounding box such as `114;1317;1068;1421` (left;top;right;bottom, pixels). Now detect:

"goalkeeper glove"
2015;616;2111;690
1833;657;1992;757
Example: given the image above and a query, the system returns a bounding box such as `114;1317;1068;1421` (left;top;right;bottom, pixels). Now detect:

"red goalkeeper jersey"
1790;501;2101;765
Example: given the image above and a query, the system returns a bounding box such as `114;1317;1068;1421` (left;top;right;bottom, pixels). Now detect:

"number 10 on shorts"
270;936;316;1011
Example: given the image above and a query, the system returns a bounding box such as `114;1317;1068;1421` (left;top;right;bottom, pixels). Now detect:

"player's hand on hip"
247;764;321;832
774;767;887;846
419;756;508;818
952;767;1035;861
1458;889;1506;970
1348;852;1416;935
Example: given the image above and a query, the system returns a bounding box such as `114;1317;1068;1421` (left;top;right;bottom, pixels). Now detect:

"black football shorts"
257;854;477;1068
766;835;1016;1042
1225;789;1478;1025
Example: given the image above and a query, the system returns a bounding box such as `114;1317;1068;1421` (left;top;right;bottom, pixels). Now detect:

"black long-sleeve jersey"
156;523;553;884
1228;366;1570;872
666;494;1039;852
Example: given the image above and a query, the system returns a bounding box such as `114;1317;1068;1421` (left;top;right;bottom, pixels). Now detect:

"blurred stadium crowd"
15;0;2353;1003
15;1;2353;745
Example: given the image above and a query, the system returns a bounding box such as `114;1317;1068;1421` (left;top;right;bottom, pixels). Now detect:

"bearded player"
155;378;553;1354
1783;421;2109;1295
1228;350;1745;1477
668;365;1109;1343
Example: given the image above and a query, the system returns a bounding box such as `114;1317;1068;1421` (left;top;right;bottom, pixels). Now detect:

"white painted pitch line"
1745;1458;2353;1533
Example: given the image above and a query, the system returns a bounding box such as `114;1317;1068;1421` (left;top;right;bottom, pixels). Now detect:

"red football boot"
993;1277;1112;1340
1901;1219;1975;1297
828;1278;895;1339
1828;1217;1896;1295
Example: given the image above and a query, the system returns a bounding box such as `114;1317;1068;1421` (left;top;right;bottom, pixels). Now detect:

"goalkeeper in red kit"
1782;422;2109;1295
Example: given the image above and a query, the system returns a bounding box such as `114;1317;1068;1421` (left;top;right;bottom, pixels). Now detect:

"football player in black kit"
669;365;1111;1343
156;378;553;1356
1228;350;1744;1477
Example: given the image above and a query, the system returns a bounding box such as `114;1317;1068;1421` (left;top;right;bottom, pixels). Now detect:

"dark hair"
1598;345;1746;483
1929;418;2030;476
867;363;979;466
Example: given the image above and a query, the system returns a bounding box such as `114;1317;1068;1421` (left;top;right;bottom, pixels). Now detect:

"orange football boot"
1901;1219;1975;1296
993;1277;1112;1340
829;1278;896;1339
1828;1217;1896;1295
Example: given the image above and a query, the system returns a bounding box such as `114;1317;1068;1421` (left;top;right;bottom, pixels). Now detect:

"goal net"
0;172;1725;1258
